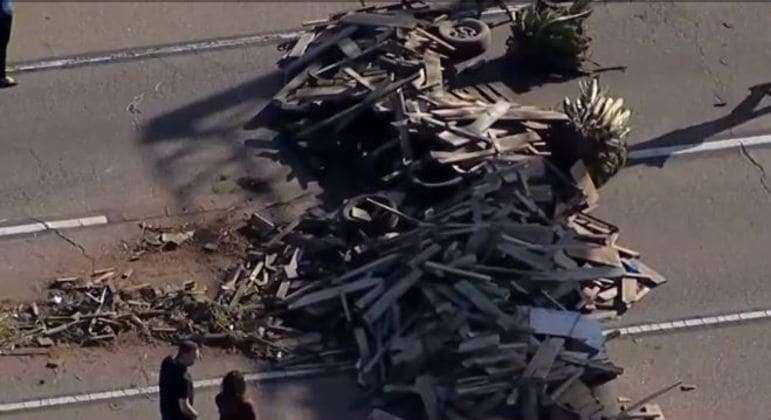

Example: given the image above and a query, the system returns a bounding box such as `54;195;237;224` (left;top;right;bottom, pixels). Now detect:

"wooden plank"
621;278;639;305
340;12;418;28
337;37;363;59
462;349;526;368
285;25;358;75
467;101;512;133
497;242;554;271
354;281;385;310
292;85;350;100
343;67;376;91
298;72;420;137
497;223;555;245
335;253;400;284
314;30;392;76
522;337;564;380
424;261;492;282
390;89;413;162
408;243;442;268
288;276;382;310
570;160;599;210
493;132;540;153
423;51;443;91
286;32;316;59
549;368;586;401
564;242;623;268
435;101;510;147
362;270;422;325
624;259;667;286
429;148;495;165
414;27;456;52
454;280;504;319
530;266;627;282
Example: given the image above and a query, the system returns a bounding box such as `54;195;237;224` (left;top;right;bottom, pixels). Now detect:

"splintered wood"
201;156;664;419
266;0;567;185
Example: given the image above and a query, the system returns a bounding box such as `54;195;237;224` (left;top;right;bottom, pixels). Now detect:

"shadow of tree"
140;70;300;211
139;69;369;418
629;83;771;168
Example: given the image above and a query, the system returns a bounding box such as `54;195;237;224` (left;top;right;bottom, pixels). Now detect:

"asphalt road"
2;2;771;419
9;2;386;62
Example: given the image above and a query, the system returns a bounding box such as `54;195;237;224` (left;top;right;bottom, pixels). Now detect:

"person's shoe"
0;76;17;88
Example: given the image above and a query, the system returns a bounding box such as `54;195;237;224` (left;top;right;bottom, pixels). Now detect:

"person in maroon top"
216;370;256;420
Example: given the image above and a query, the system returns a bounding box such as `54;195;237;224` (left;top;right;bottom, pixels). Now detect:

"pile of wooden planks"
261;0;568;186
223;156;666;418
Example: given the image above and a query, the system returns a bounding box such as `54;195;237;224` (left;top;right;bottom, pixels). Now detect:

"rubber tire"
408;159;464;190
340;194;400;233
437;18;492;58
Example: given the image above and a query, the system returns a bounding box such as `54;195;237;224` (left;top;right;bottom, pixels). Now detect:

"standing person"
215;370;256;420
0;0;16;88
159;341;200;420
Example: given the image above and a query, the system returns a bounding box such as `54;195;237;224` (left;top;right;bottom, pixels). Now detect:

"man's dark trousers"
0;13;11;78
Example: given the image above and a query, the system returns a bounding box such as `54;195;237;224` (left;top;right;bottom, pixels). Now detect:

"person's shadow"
629;82;771;168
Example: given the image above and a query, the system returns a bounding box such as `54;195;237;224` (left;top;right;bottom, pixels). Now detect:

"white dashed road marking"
0;215;108;238
0;364;353;414
7;7;523;73
606;307;771;337
628;133;771;161
7;31;304;73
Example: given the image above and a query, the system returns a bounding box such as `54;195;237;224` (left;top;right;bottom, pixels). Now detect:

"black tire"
437;18;492;58
340;194;400;234
408;159;464;190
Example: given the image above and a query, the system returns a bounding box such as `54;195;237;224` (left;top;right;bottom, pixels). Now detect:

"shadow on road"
139;71;369;419
139;70;310;214
629;82;771;168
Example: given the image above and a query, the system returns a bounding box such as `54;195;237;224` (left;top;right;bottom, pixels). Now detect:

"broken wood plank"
522;337;564;380
337;36;364;59
621;278;638;306
288;276;382;310
286;32;316;59
531;266;627;283
340;12;418;28
285;25;358;75
362;269;422;325
424;261;492;282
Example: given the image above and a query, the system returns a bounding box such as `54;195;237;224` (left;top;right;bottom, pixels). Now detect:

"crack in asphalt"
30;217;96;271
739;143;771;196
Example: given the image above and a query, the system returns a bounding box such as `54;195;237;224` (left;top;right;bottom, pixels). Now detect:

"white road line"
0;363;353;414
628;133;771;161
0;215;108;237
605;308;771;337
6;6;523;73
8;31;304;73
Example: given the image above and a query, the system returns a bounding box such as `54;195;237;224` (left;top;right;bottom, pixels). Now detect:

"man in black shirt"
159;341;199;420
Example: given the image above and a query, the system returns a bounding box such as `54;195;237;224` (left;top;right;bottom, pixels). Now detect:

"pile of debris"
242;1;653;417
0;273;267;353
227;155;664;418
261;0;582;189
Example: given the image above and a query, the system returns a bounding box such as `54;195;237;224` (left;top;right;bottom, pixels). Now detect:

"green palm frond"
506;0;593;71
563;78;631;186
